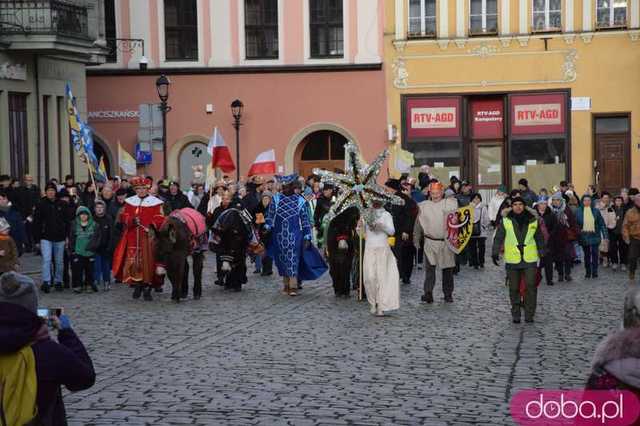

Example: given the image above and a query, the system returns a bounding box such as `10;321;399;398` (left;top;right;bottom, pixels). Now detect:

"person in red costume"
112;176;165;301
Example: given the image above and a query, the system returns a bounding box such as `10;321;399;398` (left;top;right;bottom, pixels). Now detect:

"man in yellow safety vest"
492;196;545;324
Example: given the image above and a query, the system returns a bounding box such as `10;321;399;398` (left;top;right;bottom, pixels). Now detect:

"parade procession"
2;0;640;425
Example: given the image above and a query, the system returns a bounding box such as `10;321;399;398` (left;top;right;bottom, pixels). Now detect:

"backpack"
0;346;39;426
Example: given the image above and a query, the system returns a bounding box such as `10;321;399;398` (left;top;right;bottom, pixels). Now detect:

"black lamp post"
231;99;243;181
156;75;171;179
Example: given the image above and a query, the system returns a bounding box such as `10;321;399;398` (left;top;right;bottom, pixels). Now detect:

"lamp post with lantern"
231;99;244;182
156;75;171;179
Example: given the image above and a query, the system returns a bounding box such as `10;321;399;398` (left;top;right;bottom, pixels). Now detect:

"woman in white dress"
363;200;400;316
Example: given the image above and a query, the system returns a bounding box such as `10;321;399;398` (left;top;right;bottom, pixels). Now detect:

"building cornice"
86;63;383;77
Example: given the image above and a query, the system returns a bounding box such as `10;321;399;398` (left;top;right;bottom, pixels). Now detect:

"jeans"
583;244;599;276
94;254;112;283
254;254;263;272
41;240;65;283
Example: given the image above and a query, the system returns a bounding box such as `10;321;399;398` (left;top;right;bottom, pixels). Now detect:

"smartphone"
37;307;64;327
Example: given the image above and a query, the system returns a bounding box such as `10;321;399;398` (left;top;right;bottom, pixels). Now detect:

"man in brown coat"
622;194;640;281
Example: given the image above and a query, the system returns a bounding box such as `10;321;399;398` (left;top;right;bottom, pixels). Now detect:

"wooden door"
596;134;630;194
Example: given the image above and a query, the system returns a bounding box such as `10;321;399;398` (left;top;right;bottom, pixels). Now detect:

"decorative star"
313;142;404;225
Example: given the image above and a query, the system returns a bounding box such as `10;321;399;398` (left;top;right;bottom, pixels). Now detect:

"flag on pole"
247;149;276;176
65;83;99;169
207;127;235;173
118;142;137;176
97;156;108;181
389;143;415;178
204;163;217;192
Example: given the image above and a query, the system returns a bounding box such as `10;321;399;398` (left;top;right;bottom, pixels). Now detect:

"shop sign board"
510;93;567;136
406;97;462;139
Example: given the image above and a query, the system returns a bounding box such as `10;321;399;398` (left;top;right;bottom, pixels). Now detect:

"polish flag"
208;127;235;173
247;149;276;176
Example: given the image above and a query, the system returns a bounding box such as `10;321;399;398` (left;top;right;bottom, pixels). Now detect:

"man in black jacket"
386;178;418;284
14;174;40;252
164;181;191;214
33;184;73;293
313;184;334;246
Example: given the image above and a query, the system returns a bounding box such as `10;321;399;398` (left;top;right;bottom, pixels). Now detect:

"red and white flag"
248;149;276;176
207;127;235;173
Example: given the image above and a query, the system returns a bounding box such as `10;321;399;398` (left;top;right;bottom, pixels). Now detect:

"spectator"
535;196;556;286
99;185;115;212
518;178;537;207
455;181;473;207
14;174;40;252
314;184;334;244
0;174;15;202
468;193;489;269
597;192;617;268
33;184;71;293
623;193;640;281
165;181;191;213
93;200;114;291
0;189;26;255
586;287;640;399
0;271;96;426
64;174;75;190
81;181;97;212
0;217;19;275
549;192;577;282
488;185;508;226
609;196;627;272
109;188;127;219
576;194;607;279
69;206;99;293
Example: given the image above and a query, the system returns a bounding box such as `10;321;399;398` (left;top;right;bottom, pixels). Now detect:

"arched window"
296;130;347;177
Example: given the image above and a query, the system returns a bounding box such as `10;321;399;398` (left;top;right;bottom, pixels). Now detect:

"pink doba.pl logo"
511;390;640;426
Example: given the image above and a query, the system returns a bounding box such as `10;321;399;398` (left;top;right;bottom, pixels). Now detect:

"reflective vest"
503;217;539;264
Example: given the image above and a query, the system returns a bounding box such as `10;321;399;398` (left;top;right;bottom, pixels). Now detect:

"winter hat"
76;206;92;217
497;185;508;194
0;272;38;315
444;188;456;198
629;188;640;197
45;183;57;192
261;191;273;199
518;178;529;187
537;195;549;203
385;178;402;191
511;196;526;206
0;217;10;233
95;199;106;208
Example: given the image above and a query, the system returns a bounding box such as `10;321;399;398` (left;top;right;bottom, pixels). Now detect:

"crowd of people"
1;168;639;425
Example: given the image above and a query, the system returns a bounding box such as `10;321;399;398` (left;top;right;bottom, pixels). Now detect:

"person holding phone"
0;271;95;425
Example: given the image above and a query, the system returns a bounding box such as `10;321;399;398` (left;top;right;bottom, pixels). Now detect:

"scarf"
583;207;595;232
552;203;569;227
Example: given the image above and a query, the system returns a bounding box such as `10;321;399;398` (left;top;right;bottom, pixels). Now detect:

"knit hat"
95;199;106;208
537;195;549;203
497;185;508;194
0;217;10;233
511;196;526;205
0;272;38;315
45;183;57;192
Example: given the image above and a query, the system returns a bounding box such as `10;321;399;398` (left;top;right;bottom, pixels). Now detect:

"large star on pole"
313;142;404;224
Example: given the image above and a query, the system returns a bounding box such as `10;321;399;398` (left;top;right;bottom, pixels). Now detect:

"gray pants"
506;268;538;321
424;258;454;297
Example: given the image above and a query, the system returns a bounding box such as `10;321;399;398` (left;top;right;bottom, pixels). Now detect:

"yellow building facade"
384;0;639;194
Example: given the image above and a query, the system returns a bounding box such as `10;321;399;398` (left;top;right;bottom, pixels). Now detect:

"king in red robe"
112;176;165;301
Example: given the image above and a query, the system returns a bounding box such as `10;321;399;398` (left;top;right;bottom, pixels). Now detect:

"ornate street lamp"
156;75;171;178
231;99;244;181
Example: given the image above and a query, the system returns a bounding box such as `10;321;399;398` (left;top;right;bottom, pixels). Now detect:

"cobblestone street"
31;254;632;425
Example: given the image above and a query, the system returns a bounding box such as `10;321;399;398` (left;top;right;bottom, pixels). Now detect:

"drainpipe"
34;55;41;186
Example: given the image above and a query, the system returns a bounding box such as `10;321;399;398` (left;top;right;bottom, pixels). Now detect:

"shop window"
596;0;627;29
310;0;344;58
408;0;436;38
595;117;630;134
245;0;279;59
8;93;29;179
510;138;566;192
469;0;497;35
532;0;562;32
409;141;462;184
164;0;198;61
104;0;117;63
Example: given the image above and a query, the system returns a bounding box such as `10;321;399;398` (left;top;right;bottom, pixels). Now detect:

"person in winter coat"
0;217;19;274
0;271;95;426
164;181;192;214
253;192;273;276
14;174;40;252
488;185;508;226
210;192;232;286
586;286;640;400
92;200;114;291
0;189;26;255
33;184;73;293
609;196;628;272
518;179;537;207
313;184;334;245
68;206;99;293
386;178;419;284
80;182;97;213
99;185;116;214
623;194;640;281
576;194;608;279
535;196;557;285
548;192;578;282
596;192;617;268
492;197;545;323
468;193;490;269
108;188;127;219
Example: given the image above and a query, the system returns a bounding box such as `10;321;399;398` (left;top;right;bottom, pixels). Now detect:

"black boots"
421;292;434;304
143;287;153;301
41;282;51;294
132;285;143;299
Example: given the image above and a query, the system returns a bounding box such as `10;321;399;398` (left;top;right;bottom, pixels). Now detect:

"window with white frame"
469;0;497;35
596;0;627;28
532;0;562;32
408;0;436;38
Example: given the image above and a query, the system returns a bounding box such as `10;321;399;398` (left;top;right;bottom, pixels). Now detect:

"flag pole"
358;217;364;301
84;151;99;201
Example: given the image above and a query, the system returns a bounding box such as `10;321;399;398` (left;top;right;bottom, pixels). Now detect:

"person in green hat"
69;206;99;293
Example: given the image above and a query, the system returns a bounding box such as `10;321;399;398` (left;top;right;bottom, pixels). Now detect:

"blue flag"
66;83;101;177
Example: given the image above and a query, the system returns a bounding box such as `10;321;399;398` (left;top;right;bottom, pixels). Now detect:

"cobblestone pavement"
29;253;633;425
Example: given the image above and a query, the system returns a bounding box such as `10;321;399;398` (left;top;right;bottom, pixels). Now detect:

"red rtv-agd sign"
406;97;462;139
511;93;566;135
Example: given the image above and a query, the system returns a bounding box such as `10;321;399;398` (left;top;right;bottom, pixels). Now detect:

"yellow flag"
389;143;415;178
118;142;136;176
99;156;107;177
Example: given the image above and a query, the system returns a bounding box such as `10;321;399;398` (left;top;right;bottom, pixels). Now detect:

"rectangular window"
164;0;198;61
408;141;463;183
104;0;117;63
469;0;498;35
310;0;344;58
245;0;279;59
510;138;566;193
532;0;562;32
596;0;627;29
408;0;436;38
8;93;29;179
